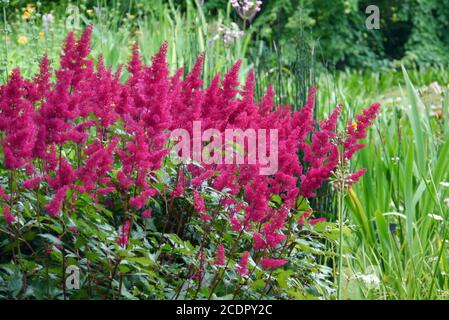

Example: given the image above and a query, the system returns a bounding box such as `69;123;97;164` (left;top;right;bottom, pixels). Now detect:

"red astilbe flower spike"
344;103;380;160
46;186;69;218
127;42;143;86
27;54;52;102
23;176;43;190
193;190;211;222
117;220;132;247
236;251;250;276
253;233;267;251
142;208;152;220
214;244;225;266
0;69;37;169
60;25;94;87
2;205;15;225
259;258;288;270
0;187;8;201
341;168;368;189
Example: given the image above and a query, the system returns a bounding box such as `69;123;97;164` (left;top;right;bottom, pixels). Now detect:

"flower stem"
2;4;9;82
337;150;346;300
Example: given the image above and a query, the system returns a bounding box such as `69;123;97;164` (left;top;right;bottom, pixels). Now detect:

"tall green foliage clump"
239;0;449;69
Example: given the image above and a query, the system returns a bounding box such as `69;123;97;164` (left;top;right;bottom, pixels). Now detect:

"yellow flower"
22;4;35;20
17;35;29;45
39;31;45;40
352;122;358;131
22;11;31;20
26;4;36;11
86;9;94;16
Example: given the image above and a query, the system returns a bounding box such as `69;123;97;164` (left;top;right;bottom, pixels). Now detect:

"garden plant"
1;0;449;302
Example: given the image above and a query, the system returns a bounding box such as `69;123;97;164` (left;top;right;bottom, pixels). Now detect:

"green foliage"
251;0;449;69
0;161;338;299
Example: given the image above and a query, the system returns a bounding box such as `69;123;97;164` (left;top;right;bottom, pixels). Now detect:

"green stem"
337;140;346;300
207;229;244;300
2;6;8;79
337;185;344;300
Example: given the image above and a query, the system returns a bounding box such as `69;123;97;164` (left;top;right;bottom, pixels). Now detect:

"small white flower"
428;213;443;221
440;182;449;188
354;273;380;289
42;13;54;33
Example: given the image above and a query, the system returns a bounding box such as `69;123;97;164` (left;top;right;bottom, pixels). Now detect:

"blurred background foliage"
204;0;449;69
3;0;449;70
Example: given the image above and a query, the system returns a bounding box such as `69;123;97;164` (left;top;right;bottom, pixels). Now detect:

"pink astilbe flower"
193;190;211;221
298;209;313;225
27;54;52;102
97;187;115;195
0;69;37;169
117;220;132;247
127;43;143;86
344;168;368;188
59;25;94;88
259;258;288;270
298;209;327;226
236;251;250;276
253;232;267;250
130;188;157;210
309;217;327;225
23;176;43;190
117;170;133;190
344;103;380;160
229;201;245;231
0;187;8;201
46;186;69;217
77;138;119;193
142;208;152;219
192;250;206;281
2;205;15;224
214;244;225;266
173;169;186;197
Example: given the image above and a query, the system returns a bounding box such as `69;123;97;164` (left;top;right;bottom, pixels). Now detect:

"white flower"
428;213;443;221
42;13;54;33
440;182;449;188
230;0;263;20
216;22;244;45
354;273;380;289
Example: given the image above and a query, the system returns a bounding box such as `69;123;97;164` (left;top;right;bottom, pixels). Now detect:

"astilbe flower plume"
2;205;15;225
214;244;226;266
117;220;132;247
259;258;288;270
236;251;250;276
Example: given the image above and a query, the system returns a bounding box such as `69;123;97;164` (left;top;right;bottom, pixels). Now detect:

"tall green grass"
1;0;252;80
344;67;449;299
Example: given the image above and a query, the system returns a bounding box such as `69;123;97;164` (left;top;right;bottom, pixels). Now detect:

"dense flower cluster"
0;27;379;279
231;0;262;22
